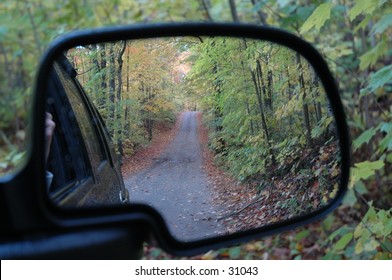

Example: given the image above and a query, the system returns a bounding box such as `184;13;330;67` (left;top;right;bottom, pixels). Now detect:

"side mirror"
33;23;350;255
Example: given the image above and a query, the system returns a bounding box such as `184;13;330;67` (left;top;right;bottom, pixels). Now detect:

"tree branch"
24;0;42;54
218;195;264;221
198;0;213;21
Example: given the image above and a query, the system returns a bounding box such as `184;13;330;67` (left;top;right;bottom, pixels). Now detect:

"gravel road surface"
124;111;226;241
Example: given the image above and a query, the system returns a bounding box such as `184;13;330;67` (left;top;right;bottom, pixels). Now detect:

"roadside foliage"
0;0;391;259
66;39;185;161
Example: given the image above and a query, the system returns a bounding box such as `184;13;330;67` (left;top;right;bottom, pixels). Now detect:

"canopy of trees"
67;39;186;161
66;37;339;219
186;38;335;179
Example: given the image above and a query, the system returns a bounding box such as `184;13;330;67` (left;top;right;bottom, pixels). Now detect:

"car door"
46;56;128;207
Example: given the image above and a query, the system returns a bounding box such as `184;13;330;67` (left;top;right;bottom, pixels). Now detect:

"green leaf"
363;65;392;93
354;228;371;254
349;0;378;21
322;215;335;231
351;160;385;183
353;180;368;195
353;127;377;150
354;15;372;33
228;246;241;259
300;3;333;34
334;233;353;251
378;133;392;153
378;210;392;237
342;188;357;206
372;222;385;236
363;239;380;252
365;205;377;223
380;240;392;253
311;125;323;139
328;226;351;242
379;122;392;134
355;236;379;254
359;40;388;70
354;222;364;239
295;230;310;241
387;153;392;163
371;13;392;34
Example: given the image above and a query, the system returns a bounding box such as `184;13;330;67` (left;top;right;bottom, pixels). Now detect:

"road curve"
124;111;225;241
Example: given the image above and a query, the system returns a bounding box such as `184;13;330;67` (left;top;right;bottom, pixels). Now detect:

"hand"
45;112;56;163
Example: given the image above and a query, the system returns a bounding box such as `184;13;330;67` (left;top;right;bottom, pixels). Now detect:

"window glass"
46;64;91;193
54;64;105;169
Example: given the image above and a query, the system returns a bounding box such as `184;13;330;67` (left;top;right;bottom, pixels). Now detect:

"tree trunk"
99;43;107;109
116;41;127;162
241;38;275;163
90;44;101;103
250;0;268;25
297;53;312;146
256;59;272;111
228;0;239;22
245;101;255;135
250;68;275;164
198;0;213;21
208;41;223;132
267;68;273;110
308;64;322;123
108;44;116;135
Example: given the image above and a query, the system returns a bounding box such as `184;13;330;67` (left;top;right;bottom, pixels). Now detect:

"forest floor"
198;113;340;235
121;114;182;176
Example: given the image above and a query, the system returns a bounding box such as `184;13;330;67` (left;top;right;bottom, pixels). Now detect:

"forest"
65;36;340;232
66;39;185;160
0;0;391;259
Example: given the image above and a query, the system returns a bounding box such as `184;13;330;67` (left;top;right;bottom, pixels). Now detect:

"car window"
54;63;106;168
47;62;108;197
46;64;91;194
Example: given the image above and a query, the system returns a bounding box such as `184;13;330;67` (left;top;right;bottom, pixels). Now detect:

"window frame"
47;60;111;202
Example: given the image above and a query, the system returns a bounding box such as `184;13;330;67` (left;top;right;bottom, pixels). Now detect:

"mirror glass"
45;36;341;241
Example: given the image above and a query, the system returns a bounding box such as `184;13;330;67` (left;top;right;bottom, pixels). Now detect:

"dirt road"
124;111;226;241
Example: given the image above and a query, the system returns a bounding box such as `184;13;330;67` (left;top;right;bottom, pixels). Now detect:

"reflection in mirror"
45;37;341;241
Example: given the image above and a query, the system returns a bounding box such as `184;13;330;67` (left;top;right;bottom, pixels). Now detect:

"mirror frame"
25;23;350;255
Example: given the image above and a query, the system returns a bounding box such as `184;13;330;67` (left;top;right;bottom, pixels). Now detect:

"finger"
46;112;53;121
